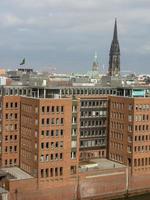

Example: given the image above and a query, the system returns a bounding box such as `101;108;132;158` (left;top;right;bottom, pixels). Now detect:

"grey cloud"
0;0;150;73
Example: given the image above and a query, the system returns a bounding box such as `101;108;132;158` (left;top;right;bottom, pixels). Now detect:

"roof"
0;187;8;194
1;167;33;180
79;158;126;172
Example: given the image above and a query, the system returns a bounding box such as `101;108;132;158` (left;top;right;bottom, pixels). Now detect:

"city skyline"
0;0;150;74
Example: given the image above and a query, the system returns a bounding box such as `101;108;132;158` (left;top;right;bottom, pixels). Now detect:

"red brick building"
108;96;150;175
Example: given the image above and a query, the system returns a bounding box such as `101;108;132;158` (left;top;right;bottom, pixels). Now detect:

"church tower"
108;19;120;76
92;52;99;72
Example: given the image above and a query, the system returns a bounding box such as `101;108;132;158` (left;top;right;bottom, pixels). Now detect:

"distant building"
108;19;120;77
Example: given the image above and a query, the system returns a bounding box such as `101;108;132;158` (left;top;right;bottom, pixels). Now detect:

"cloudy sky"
0;0;150;74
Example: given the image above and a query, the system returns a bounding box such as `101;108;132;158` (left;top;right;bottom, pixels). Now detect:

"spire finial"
113;18;118;42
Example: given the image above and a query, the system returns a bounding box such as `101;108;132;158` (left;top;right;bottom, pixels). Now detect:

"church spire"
113;18;118;42
92;52;99;72
108;19;120;76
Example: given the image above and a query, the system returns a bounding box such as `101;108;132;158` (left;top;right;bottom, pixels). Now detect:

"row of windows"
110;112;124;120
128;114;149;122
110;142;123;150
5;135;18;141
21;104;33;112
81;119;106;127
80;139;106;148
112;103;150;111
80;151;105;159
134;157;150;167
112;102;124;110
134;145;150;152
81;100;107;107
41;129;64;137
111;131;123;141
135;135;150;141
81;110;107;118
62;88;116;95
80;129;106;137
21;127;33;137
111;124;150;133
41;106;64;113
135;104;150;111
41;167;63;178
40;153;63;162
4;145;17;153
135;124;149;132
41;118;64;125
5;158;17;166
109;153;123;163
21;116;32;125
5;102;18;109
41;141;64;149
5;113;18;120
134;114;149;121
111;122;124;130
5;124;18;131
21;150;33;160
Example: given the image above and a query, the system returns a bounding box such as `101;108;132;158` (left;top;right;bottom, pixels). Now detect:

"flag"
20;58;25;65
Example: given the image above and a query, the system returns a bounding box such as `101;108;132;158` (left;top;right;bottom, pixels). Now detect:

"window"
60;153;63;160
128;115;132;122
56;130;59;136
128;104;133;110
60;167;63;176
60;129;64;136
61;106;64;113
52;106;55;113
47;106;50;112
40;155;44;162
5;160;7;166
70;166;76;175
46;142;49;149
56;106;59;113
5;114;8;119
60;141;63;148
45;169;49;177
46;154;49;161
55;153;58;160
55;168;58;176
5;136;8;141
42;106;45;113
41;119;44;125
55;142;58;148
41;169;44;178
51;118;54;125
56;118;59;125
46;130;49;136
60;118;64;125
51;130;54;137
50;168;53;177
41;130;44;137
41;143;44;149
71;141;77;148
10;146;13;152
46;118;50;125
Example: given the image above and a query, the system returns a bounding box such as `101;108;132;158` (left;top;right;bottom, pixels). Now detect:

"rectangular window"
42;106;45;113
61;106;64;113
60;118;64;125
56;106;59;113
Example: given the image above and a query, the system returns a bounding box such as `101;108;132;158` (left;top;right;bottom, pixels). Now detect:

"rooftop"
1;167;33;180
79;159;126;172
